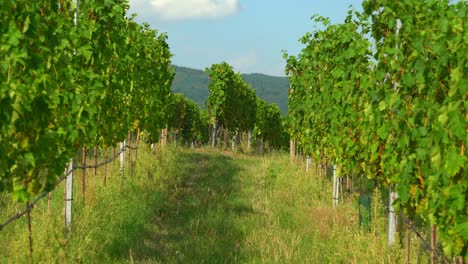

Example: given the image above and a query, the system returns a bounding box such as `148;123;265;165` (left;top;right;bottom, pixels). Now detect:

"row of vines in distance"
284;0;466;258
206;62;287;150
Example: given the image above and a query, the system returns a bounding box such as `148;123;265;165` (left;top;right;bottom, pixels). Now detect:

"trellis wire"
399;213;448;263
0;145;131;232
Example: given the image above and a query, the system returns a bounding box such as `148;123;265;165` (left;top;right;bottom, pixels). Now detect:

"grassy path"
132;149;248;262
130;148;401;263
0;147;428;263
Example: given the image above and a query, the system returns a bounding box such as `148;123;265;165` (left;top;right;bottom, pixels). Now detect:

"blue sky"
128;0;363;76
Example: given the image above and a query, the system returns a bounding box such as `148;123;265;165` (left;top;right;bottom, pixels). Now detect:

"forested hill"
171;65;289;114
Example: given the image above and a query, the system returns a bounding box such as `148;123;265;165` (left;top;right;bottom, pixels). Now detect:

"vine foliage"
285;2;466;257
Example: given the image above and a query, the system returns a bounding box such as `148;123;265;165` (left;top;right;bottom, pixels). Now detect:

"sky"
128;0;363;77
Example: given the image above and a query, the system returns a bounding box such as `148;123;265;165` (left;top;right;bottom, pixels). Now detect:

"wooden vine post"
332;164;339;207
26;200;33;257
406;220;412;264
81;146;86;204
290;139;295;163
388;189;398;246
103;148;108;185
127;131;131;172
388;18;402;248
119;140;126;176
231;133;236;152
430;225;436;264
63;0;77;232
64;159;73;230
211;122;217;148
47;192;52;215
93;146;98;176
135;126;140;161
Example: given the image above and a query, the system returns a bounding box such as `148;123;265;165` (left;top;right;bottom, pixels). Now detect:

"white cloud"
228;51;258;73
129;0;241;20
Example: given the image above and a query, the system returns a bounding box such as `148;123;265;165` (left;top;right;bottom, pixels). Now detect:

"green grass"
0;146;430;263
